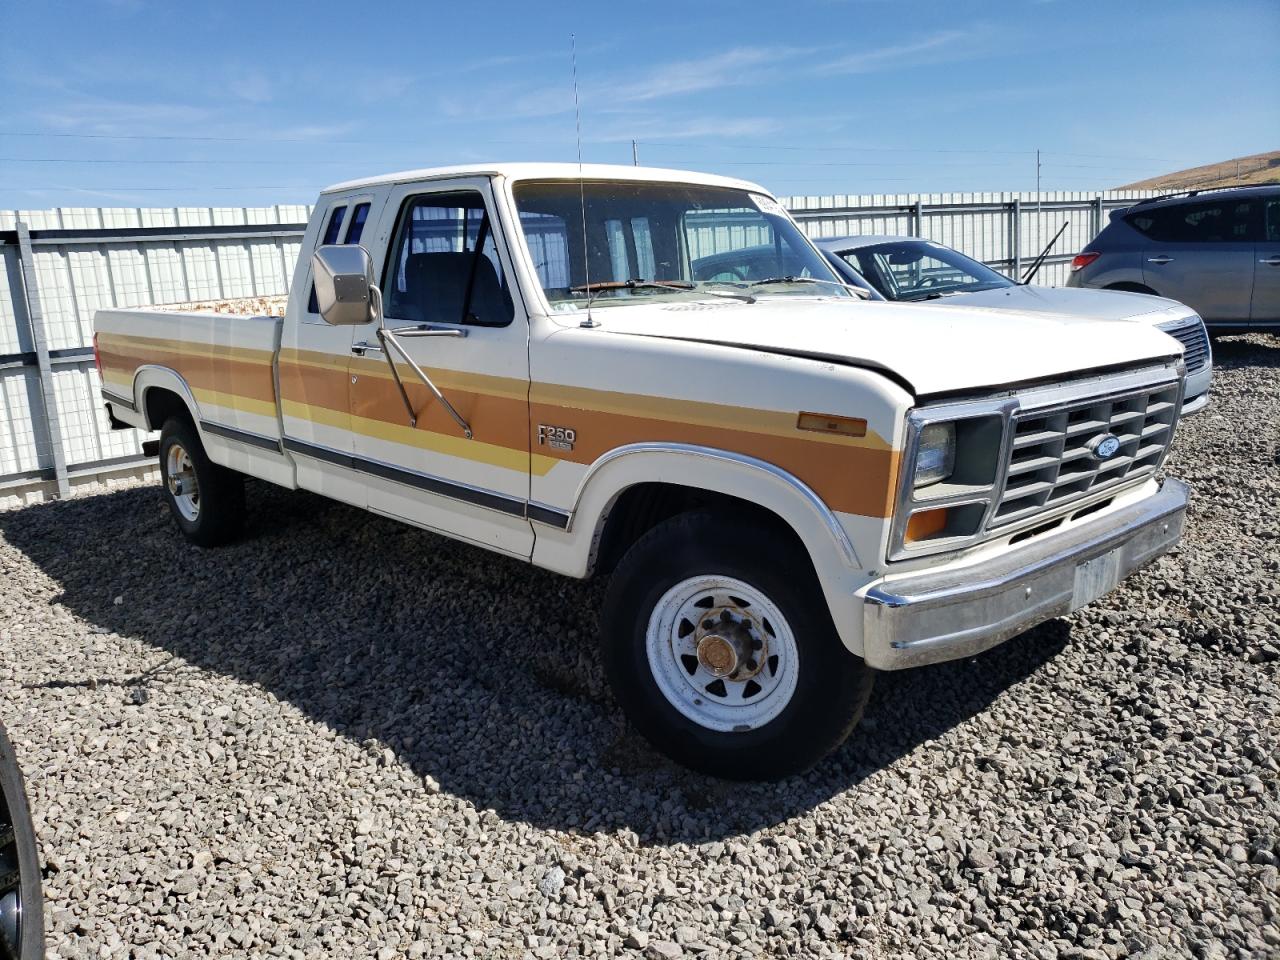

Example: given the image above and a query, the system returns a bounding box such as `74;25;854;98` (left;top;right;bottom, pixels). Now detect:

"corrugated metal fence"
0;190;1155;506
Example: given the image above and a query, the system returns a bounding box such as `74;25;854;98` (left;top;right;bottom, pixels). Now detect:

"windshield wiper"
748;276;863;295
569;278;695;293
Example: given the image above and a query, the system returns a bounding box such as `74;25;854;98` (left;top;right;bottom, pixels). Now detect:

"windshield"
838;240;1012;302
512;180;851;310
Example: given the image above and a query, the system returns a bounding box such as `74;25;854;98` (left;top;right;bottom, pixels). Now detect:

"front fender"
530;443;876;657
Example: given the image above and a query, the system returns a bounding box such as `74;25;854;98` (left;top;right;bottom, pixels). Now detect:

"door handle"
1259;256;1280;266
1146;256;1174;265
351;341;384;356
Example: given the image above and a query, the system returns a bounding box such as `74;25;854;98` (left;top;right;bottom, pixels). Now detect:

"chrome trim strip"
570;441;860;567
527;501;572;529
101;388;136;413
280;436;571;528
200;421;282;453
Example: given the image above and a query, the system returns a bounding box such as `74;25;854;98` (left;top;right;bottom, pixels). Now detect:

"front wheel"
1;722;45;960
601;510;874;780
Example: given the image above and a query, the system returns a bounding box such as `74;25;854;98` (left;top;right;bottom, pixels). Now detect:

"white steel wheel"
645;574;799;733
164;443;200;522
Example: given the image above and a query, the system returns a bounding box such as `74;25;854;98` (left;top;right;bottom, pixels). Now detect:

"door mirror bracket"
313;245;474;439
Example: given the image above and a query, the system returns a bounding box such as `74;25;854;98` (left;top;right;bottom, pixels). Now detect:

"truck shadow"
0;483;1068;843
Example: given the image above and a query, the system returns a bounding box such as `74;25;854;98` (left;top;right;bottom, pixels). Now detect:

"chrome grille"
991;380;1181;528
1157;316;1210;373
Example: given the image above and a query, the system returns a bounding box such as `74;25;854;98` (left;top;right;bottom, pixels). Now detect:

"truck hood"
588;296;1182;397
922;284;1190;323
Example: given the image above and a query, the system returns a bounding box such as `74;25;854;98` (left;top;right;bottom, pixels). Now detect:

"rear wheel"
158;418;245;547
0;722;44;960
601;510;874;780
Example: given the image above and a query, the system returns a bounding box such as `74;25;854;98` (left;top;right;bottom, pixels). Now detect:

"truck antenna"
571;34;596;328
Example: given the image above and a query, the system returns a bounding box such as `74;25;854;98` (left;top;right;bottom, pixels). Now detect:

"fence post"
1011;197;1022;279
1093;195;1105;238
15;222;70;498
912;200;925;237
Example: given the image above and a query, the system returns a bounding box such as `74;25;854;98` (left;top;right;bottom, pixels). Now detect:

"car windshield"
512;180;852;310
838;240;1012;302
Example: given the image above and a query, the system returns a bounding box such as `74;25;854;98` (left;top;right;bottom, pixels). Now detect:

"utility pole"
1035;149;1042;244
631;139;639;166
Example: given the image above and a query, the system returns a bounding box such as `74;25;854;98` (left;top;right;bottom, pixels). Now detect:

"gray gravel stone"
0;335;1276;959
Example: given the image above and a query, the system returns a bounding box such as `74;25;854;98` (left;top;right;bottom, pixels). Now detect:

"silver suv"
1068;185;1280;333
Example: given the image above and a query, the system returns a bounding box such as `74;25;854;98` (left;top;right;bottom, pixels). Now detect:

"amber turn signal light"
904;508;948;544
796;412;867;437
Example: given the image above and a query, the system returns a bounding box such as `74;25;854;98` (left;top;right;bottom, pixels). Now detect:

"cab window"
383;191;514;327
308;201;370;317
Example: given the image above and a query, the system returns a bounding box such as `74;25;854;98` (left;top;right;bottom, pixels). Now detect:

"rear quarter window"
1126;198;1258;243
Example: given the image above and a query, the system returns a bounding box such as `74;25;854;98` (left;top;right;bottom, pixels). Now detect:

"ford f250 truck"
95;164;1191;780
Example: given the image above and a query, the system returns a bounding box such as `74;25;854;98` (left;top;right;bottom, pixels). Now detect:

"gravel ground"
1;336;1277;960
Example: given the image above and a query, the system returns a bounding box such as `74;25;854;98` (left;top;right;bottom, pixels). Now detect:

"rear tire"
0;721;45;960
158;417;245;547
601;509;874;780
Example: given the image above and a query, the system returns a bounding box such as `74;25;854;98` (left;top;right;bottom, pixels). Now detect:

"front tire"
158;418;245;547
1;722;45;960
601;510;874;780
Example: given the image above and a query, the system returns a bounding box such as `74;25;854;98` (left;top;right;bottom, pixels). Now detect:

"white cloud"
813;31;969;74
448;45;815;121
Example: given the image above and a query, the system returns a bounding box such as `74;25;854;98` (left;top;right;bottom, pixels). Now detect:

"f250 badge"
537;424;576;451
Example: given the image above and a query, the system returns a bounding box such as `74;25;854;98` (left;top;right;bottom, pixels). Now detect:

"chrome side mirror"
312;245;377;326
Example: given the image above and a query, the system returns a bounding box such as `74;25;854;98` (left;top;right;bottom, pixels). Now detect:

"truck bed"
96;308;288;480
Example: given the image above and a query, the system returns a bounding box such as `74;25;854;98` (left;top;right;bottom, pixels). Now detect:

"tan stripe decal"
103;331;901;517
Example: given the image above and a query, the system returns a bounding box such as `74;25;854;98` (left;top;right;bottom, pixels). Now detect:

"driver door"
347;179;534;558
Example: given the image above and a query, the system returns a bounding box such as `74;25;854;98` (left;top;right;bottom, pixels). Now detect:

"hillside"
1120;150;1279;191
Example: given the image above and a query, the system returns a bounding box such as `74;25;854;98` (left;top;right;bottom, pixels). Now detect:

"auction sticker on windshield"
750;194;787;217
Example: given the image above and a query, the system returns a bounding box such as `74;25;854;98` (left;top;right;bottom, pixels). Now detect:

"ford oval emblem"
1091;433;1122;460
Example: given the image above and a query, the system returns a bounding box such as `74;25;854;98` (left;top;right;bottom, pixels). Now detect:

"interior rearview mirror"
312;245;377;326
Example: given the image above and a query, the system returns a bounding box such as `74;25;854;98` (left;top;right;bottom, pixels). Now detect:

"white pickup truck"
95;164;1191;780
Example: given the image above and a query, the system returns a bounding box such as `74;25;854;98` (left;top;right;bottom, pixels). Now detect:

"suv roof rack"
1130;183;1269;208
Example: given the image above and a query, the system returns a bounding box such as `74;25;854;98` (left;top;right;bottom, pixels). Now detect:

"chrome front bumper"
861;478;1189;670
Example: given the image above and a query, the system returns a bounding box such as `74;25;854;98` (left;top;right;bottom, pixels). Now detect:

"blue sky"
0;0;1275;209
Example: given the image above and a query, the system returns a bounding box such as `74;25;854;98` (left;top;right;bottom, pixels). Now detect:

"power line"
0;156;376;165
645;158;1030;169
0;131;1180;165
637;139;1037;156
2;184;320;192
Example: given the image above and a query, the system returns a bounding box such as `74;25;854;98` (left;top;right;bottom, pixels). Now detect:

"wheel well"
1105;281;1158;296
143;387;194;433
591;482;809;578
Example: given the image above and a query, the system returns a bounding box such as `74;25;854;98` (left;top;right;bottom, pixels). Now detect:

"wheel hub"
695;609;764;679
645;576;799;733
165;443;200;522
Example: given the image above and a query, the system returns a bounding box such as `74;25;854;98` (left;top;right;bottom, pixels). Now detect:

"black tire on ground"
600;509;875;781
158;417;245;547
0;721;45;960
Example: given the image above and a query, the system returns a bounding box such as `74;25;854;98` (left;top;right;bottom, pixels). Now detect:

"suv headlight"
913;423;955;488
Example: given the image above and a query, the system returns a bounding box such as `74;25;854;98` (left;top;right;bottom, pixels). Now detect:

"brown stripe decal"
103;332;901;518
530;401;899;518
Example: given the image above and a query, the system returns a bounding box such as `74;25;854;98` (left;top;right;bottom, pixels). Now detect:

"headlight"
913;422;955;488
